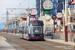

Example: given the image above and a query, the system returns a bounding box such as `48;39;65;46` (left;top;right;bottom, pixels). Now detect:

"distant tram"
19;20;44;40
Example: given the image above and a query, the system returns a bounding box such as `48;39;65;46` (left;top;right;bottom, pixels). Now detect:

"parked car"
45;31;52;36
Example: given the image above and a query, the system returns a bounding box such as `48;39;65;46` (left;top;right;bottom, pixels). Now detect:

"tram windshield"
33;26;42;34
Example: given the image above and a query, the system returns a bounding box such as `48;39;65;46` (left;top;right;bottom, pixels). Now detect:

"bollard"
65;26;68;42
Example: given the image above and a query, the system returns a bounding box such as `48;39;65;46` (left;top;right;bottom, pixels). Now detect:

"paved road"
0;32;75;50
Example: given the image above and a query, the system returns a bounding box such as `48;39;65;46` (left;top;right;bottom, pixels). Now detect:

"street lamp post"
40;0;42;20
65;0;68;42
15;8;17;34
11;10;13;34
28;14;31;22
26;8;32;23
12;17;13;34
6;10;9;33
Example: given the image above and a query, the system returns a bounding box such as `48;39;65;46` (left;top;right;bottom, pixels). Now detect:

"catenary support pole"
40;0;42;20
12;10;13;34
15;8;16;34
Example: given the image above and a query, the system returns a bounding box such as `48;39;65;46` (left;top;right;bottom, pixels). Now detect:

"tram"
19;20;44;40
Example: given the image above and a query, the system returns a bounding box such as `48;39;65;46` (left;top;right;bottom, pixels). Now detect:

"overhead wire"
6;0;26;20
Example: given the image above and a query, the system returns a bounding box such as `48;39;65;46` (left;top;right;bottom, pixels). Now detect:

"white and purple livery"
19;20;44;40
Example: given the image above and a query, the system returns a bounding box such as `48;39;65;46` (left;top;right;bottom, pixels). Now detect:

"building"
57;0;63;13
57;0;74;13
56;0;75;42
36;0;44;19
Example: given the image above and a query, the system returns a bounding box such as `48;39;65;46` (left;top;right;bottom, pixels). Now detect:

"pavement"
44;35;75;47
45;39;75;47
0;36;16;50
1;32;75;50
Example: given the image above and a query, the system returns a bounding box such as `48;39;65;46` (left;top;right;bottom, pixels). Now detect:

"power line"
7;0;26;16
16;0;26;8
21;0;26;5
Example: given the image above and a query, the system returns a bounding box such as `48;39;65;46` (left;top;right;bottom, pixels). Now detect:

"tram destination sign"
32;23;43;26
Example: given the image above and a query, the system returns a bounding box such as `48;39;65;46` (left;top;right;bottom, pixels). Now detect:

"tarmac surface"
0;32;75;50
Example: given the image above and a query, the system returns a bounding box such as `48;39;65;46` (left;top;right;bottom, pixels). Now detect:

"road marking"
1;36;6;40
54;46;74;49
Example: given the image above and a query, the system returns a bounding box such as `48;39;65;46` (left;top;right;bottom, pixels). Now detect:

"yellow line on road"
1;36;6;40
45;39;75;47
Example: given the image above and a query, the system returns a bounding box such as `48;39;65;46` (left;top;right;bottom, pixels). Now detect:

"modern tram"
19;20;44;40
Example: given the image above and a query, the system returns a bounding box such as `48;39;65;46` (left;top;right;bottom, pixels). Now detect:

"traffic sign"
22;18;27;21
46;19;50;22
57;13;62;18
45;14;51;19
17;19;20;22
52;15;57;20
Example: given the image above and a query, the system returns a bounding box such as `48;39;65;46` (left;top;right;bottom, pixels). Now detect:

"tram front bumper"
29;35;44;40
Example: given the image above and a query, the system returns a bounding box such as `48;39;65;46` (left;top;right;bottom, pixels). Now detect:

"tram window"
73;17;75;21
33;26;42;34
73;25;75;29
30;26;33;34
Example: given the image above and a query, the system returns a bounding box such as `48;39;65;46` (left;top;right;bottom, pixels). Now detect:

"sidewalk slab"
0;36;16;50
45;39;75;47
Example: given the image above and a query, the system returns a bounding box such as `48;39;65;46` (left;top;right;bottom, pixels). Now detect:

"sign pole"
52;15;57;33
65;0;68;42
54;20;55;33
12;17;13;34
40;0;42;20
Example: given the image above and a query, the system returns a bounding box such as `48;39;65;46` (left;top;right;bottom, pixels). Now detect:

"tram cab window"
30;24;33;34
33;26;42;34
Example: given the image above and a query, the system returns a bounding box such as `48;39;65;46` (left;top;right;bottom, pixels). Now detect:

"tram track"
6;38;29;50
1;33;75;50
32;41;75;50
3;36;44;50
11;38;44;50
32;41;62;50
3;35;61;50
8;36;59;50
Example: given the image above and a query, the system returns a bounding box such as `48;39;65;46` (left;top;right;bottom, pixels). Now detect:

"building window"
73;25;75;29
73;17;75;21
72;25;75;32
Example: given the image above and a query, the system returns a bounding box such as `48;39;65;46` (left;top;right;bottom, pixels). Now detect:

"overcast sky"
0;0;36;22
